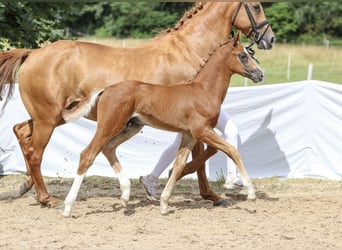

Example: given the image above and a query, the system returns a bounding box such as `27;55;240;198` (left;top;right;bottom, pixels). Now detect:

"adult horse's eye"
252;4;260;12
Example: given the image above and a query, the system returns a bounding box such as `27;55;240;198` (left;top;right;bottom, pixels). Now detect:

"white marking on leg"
240;176;256;200
246;181;256;200
160;190;171;215
63;173;85;217
116;171;131;207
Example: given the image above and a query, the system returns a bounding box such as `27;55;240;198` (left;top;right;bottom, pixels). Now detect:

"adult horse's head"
228;32;264;83
232;2;275;50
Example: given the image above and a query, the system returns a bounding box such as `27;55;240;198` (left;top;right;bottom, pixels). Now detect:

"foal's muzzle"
247;69;264;83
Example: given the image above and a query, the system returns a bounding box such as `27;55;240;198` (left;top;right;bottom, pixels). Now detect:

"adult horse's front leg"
14;119;61;207
177;142;216;178
177;142;229;206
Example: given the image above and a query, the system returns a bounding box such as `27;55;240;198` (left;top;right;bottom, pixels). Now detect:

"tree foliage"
265;2;342;44
0;2;78;50
1;2;342;50
71;2;189;38
263;3;297;43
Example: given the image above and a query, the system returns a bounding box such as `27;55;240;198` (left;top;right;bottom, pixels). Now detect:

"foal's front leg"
199;128;256;200
160;134;196;215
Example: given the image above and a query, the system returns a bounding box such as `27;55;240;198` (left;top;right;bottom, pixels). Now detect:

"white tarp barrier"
1;80;341;180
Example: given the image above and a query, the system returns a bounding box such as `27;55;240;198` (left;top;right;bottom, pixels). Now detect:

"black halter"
232;2;270;45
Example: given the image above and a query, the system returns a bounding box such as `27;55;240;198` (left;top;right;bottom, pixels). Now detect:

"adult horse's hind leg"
13;120;35;196
13;119;61;207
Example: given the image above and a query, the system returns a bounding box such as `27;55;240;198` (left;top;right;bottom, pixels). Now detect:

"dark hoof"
19;182;32;196
39;196;64;209
213;199;231;207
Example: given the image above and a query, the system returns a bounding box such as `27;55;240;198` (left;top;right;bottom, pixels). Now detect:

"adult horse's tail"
0;49;32;110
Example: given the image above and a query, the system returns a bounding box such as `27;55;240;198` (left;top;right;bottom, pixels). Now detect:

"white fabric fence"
1;81;341;180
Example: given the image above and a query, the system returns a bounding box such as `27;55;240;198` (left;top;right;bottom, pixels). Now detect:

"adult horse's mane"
159;2;206;35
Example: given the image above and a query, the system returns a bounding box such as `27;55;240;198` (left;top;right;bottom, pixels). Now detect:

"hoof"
161;208;169;216
62;209;71;218
247;193;257;201
247;197;257;202
40;196;64;209
121;199;128;208
213;199;231;207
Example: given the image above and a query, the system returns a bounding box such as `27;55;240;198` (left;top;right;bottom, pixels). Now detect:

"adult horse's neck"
171;3;235;55
148;3;236;73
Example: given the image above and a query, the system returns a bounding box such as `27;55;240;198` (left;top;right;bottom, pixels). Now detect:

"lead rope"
245;43;260;64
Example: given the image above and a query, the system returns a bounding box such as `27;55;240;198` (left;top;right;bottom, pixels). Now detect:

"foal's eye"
238;53;248;63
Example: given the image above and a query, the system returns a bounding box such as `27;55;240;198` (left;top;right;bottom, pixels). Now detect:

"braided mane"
161;2;206;34
188;40;232;81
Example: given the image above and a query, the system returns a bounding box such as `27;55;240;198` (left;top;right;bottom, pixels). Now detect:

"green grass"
80;37;342;86
232;43;342;86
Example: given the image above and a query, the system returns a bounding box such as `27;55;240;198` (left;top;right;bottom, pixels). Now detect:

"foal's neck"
193;42;234;104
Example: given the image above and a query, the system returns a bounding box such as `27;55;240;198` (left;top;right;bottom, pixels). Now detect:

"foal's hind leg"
63;142;102;217
64;114;136;217
160;134;197;215
101;123;144;208
63;132;106;217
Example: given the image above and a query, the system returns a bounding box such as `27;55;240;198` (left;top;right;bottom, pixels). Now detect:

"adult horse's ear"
233;31;241;46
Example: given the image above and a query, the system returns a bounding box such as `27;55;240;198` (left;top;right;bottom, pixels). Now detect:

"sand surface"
1;174;341;249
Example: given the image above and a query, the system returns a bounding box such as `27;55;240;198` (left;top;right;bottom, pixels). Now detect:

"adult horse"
0;2;275;208
63;33;263;216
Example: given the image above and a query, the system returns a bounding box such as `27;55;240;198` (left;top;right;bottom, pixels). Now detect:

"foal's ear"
233;31;241;46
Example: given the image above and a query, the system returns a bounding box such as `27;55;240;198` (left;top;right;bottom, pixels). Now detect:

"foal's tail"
0;49;32;110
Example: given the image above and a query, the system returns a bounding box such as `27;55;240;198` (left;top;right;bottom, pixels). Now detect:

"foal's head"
228;32;264;83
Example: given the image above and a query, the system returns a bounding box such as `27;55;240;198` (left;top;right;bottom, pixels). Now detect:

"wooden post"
287;53;291;80
307;63;313;80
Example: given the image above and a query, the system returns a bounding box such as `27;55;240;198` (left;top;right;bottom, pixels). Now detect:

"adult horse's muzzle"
256;29;275;50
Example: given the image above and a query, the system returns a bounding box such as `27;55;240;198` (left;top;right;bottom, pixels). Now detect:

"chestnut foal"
63;33;263;216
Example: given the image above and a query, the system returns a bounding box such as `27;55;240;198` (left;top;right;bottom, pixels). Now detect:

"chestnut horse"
63;33;263;216
0;2;275;208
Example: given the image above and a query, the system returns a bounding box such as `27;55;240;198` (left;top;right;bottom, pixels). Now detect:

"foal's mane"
188;40;232;82
160;2;206;35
